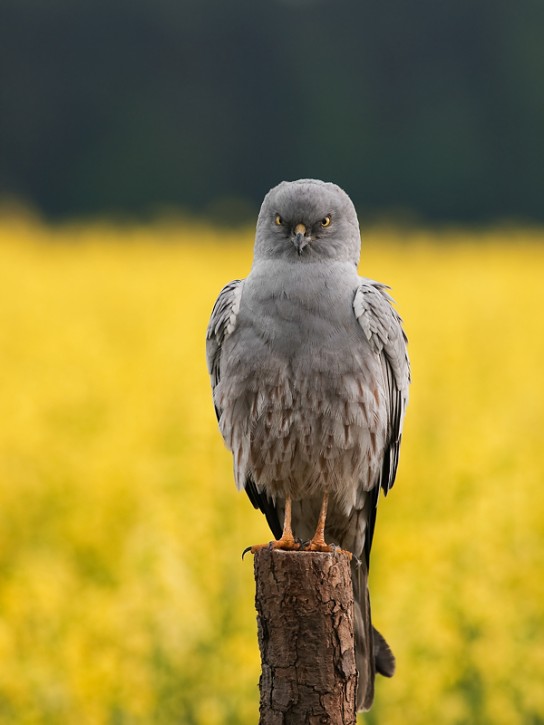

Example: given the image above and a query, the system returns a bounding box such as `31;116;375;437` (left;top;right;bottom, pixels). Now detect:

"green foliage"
1;1;544;221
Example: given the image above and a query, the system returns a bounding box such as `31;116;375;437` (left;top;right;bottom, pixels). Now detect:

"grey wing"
206;279;282;538
206;279;243;420
353;279;410;562
354;279;410;494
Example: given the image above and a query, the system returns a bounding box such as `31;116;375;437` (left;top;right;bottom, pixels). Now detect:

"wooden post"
254;548;358;725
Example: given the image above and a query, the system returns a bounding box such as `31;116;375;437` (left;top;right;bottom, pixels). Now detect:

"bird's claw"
242;537;352;560
241;535;302;560
302;539;353;559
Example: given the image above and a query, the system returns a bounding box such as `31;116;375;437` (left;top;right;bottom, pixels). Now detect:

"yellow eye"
274;214;283;226
321;215;332;228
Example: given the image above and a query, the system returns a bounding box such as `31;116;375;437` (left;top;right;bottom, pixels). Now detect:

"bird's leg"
277;495;295;544
306;491;330;551
306;491;351;558
247;495;301;555
271;495;300;549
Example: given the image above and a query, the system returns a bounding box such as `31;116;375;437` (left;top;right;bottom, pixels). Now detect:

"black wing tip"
244;477;282;540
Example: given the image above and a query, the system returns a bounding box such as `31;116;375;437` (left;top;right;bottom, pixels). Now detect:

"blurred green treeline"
1;0;543;223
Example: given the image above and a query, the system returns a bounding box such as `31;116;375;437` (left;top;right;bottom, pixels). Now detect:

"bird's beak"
292;223;308;255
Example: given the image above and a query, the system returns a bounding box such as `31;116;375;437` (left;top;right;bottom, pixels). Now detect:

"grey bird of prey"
206;179;410;711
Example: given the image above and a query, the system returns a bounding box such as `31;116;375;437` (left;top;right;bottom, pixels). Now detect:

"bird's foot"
242;533;301;559
304;537;352;559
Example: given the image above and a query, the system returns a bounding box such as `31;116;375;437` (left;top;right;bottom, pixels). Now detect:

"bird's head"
254;179;361;265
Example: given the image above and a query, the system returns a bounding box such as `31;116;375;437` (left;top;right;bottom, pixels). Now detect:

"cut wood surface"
254;548;357;725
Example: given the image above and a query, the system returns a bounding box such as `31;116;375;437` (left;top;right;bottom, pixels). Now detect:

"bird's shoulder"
353;279;409;384
206;279;244;382
207;279;243;338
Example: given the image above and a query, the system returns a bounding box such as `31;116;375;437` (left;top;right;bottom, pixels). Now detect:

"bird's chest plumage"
216;262;388;509
240;261;361;359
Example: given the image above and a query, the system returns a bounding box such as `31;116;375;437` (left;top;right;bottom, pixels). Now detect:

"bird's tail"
352;559;396;711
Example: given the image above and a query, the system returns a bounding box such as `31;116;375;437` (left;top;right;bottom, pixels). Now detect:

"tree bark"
254;548;357;725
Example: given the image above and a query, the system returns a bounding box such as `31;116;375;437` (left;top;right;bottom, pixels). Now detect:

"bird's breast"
240;261;362;358
216;264;388;508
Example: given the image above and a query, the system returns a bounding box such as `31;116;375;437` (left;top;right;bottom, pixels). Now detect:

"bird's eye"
321;215;332;228
274;214;283;226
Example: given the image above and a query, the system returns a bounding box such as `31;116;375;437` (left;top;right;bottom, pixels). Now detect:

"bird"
206;179;410;711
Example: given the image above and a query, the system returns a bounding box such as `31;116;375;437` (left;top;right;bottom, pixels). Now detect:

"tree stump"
254;548;357;725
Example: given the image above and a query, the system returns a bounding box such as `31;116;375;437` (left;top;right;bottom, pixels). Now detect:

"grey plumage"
206;179;410;711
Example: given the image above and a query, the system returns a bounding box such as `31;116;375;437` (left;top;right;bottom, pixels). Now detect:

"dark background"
1;0;543;223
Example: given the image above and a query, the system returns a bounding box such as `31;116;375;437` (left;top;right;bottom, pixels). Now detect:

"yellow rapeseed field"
0;214;543;724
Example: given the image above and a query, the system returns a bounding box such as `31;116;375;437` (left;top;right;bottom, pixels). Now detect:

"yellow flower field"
0;215;543;724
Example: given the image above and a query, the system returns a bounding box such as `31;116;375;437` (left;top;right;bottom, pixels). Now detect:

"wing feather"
353;279;410;495
353;280;410;565
206;279;243;405
206;279;281;534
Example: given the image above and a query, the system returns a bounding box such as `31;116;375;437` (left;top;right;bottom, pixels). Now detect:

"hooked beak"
292;223;308;255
